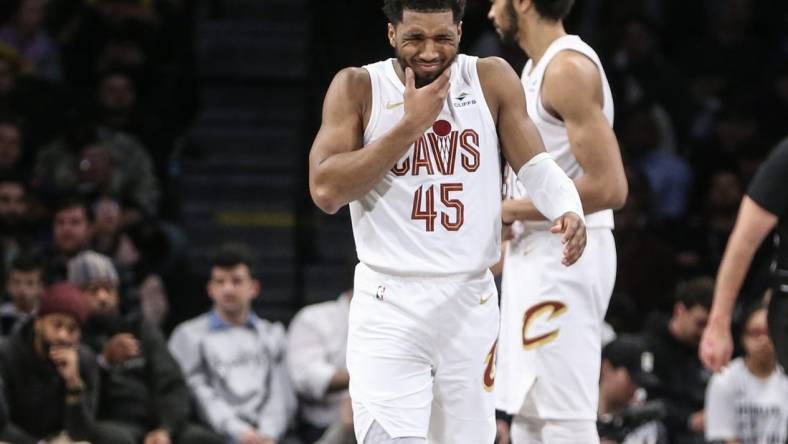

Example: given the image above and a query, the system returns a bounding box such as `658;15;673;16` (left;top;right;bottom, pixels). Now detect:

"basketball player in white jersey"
309;1;588;443
488;0;628;443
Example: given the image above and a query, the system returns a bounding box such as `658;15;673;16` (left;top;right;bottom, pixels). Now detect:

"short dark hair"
53;196;93;223
211;243;258;278
675;276;714;311
383;0;465;24
9;251;42;275
532;0;575;21
743;300;768;325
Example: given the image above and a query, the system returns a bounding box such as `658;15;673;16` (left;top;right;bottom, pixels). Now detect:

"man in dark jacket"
0;282;112;443
641;276;714;444
69;251;222;444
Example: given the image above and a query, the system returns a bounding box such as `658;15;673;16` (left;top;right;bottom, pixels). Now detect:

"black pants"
768;286;788;369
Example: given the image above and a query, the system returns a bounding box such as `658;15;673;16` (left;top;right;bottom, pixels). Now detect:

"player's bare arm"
502;51;627;223
309;66;450;214
478;56;586;266
700;196;778;371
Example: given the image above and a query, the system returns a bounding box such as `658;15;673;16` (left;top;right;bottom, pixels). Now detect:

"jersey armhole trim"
472;57;500;140
535;47;610;129
362;65;381;144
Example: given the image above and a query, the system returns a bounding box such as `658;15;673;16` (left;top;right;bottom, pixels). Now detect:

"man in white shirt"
705;301;788;444
287;290;353;444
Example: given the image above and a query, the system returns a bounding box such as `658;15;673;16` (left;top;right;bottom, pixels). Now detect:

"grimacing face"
388;9;461;88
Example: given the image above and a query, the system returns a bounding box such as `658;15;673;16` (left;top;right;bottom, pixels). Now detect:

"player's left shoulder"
475;56;521;98
543;51;604;112
544;51;601;92
476;56;516;81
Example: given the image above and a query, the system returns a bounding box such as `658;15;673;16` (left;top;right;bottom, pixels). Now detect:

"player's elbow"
310;184;343;215
607;180;628;210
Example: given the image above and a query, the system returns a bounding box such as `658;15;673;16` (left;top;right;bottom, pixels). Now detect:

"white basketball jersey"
504;34;615;231
351;55;501;276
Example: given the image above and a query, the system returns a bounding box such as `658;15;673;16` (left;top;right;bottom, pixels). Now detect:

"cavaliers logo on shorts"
522;301;567;350
483;340;497;392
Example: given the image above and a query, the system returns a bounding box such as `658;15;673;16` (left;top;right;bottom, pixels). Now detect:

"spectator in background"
0;118;24;177
0;251;43;335
0;175;29;241
607;16;690;131
0;0;61;82
169;243;296;444
0;44;64;148
598;335;667;444
89;194;184;318
91;195;137;265
287;289;353;444
0;175;32;277
704;301;788;444
34;127;160;217
0;45;19;99
691;105;761;176
609;167;678;331
44;197;93;283
676;167;748;279
138;273;169;328
642;276;713;444
95;70;140;137
700;168;743;265
69;250;223;444
619;100;692;221
0;282;109;443
92;69;180;176
90;195;141;301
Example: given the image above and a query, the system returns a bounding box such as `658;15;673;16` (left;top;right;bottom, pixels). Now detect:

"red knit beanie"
39;282;88;325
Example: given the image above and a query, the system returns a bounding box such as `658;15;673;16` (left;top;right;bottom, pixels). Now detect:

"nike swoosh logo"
386;101;404;110
480;292;494;305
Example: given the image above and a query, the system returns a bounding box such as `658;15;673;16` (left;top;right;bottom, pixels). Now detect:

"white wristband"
516;153;584;222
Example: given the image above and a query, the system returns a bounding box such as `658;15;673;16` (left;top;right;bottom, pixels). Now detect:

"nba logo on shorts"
375;285;386;301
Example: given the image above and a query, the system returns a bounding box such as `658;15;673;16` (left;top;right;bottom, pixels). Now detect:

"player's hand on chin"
550;212;586;266
402;67;451;134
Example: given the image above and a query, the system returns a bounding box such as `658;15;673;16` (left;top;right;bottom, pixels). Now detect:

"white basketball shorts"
348;263;500;443
496;228;616;420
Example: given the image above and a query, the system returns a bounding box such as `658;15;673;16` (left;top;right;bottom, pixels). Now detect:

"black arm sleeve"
747;138;788;218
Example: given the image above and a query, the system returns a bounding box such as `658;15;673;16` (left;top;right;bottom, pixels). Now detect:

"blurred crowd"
0;0;786;443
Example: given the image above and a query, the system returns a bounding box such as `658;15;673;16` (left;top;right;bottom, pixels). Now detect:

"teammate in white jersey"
488;0;628;443
309;1;588;443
